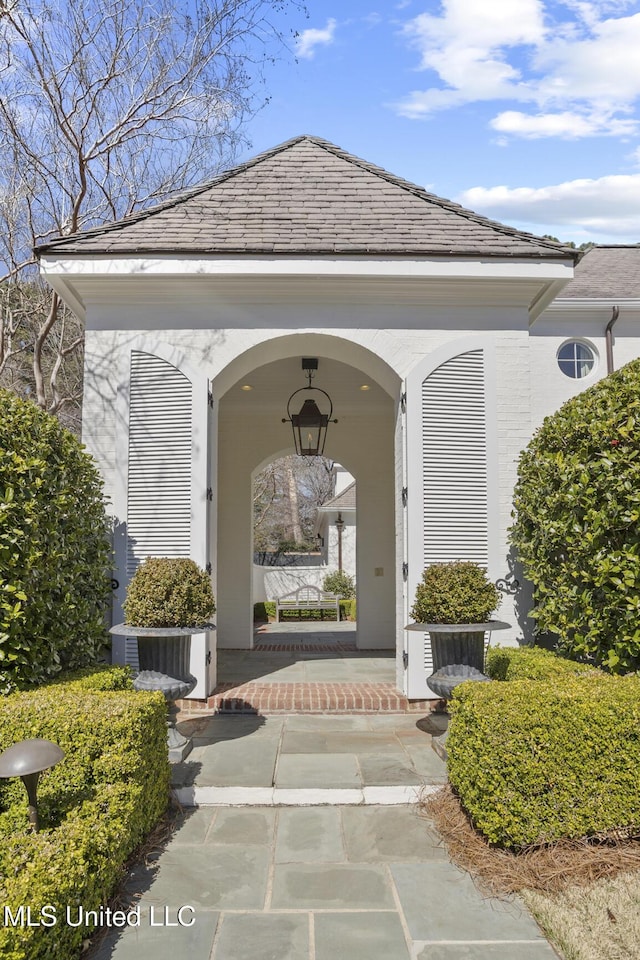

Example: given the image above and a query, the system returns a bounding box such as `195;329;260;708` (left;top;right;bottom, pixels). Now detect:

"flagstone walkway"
91;803;558;960
89;625;559;959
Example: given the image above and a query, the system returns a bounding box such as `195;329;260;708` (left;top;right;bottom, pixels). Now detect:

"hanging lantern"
283;359;338;457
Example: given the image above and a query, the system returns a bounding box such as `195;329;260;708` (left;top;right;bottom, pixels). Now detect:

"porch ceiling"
219;356;391;417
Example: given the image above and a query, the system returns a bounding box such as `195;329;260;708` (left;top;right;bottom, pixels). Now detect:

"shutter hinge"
403;650;408;670
400;392;406;413
206;562;212;575
206;650;212;665
402;487;408;507
208;390;214;408
402;562;408;581
206;487;213;501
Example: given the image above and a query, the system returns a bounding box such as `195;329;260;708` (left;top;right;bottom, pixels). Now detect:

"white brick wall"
81;296;640;660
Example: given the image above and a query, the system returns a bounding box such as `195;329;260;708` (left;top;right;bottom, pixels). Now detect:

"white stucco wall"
83;312;532;648
253;565;326;603
530;306;640;429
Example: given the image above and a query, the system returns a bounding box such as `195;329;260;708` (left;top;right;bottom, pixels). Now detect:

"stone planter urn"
405;620;510;699
110;622;214;762
406;561;510;759
113;558;216;763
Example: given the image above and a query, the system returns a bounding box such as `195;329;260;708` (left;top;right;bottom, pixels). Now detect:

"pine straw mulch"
420;785;640;898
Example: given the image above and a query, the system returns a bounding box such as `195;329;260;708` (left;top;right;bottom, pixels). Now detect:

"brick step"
177;681;432;715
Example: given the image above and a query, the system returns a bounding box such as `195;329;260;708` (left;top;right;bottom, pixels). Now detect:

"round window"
557;341;596;379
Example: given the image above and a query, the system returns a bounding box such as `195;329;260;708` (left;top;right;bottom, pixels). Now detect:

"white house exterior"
315;466;357;582
37;136;636;701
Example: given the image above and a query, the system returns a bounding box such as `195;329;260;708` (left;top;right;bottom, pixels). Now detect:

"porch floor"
179;622;433;715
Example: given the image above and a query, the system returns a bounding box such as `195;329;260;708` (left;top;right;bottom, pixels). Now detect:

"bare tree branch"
0;0;304;429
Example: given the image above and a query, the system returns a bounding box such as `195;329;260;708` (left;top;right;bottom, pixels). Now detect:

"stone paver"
414;945;559;959
213;914;309;960
275;807;345;862
206;807;276;845
182;738;280;787
91;910;219;960
271;863;396;909
314;912;411;960
275;752;362;789
341;806;447;862
391;862;546;942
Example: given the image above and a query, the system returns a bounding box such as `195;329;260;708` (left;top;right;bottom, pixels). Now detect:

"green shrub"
410;561;500;623
511;357;640;673
123;557;215;627
0;390;111;693
486;645;600;681
322;570;356;599
447;675;640;849
0;670;169;960
276;607;339;621
347;598;357;620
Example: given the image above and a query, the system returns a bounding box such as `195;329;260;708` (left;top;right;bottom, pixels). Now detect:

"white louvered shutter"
404;347;491;698
126;351;192;577
421;351;488;568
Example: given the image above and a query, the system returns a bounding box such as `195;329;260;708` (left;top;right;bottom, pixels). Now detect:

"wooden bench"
275;585;341;622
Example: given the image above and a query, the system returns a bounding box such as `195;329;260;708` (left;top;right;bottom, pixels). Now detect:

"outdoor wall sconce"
283;358;338;457
0;738;64;832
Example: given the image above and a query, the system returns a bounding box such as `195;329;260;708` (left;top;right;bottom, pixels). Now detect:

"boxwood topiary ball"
410;561;500;624
123;558;215;628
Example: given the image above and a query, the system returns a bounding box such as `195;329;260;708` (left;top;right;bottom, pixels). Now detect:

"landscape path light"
0;738;64;831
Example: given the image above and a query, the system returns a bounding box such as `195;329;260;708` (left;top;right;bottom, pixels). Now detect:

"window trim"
556;339;598;380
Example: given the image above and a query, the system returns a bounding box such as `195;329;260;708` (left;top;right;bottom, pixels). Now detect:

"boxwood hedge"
0;390;111;692
447;674;640;849
486;645;600;681
0;667;170;960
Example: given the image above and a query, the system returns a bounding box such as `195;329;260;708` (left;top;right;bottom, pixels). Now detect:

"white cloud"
296;18;337;59
392;1;640;140
459;172;640;238
491;109;638;138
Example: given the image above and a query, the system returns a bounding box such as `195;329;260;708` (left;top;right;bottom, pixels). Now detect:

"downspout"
605;306;619;374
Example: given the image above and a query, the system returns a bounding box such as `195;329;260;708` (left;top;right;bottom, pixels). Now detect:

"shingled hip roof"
37;136;577;260
557;245;640;299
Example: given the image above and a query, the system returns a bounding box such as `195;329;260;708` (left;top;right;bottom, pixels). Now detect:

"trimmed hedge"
447;675;640;849
0;667;170;960
253;600;355;622
486;645;600;681
123;557;215;627
411;561;500;624
0;390;111;693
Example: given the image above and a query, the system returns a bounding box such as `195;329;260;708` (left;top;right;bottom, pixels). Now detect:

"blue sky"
241;0;640;244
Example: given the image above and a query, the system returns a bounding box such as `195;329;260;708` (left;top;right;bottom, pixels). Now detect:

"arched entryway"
213;336;400;652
